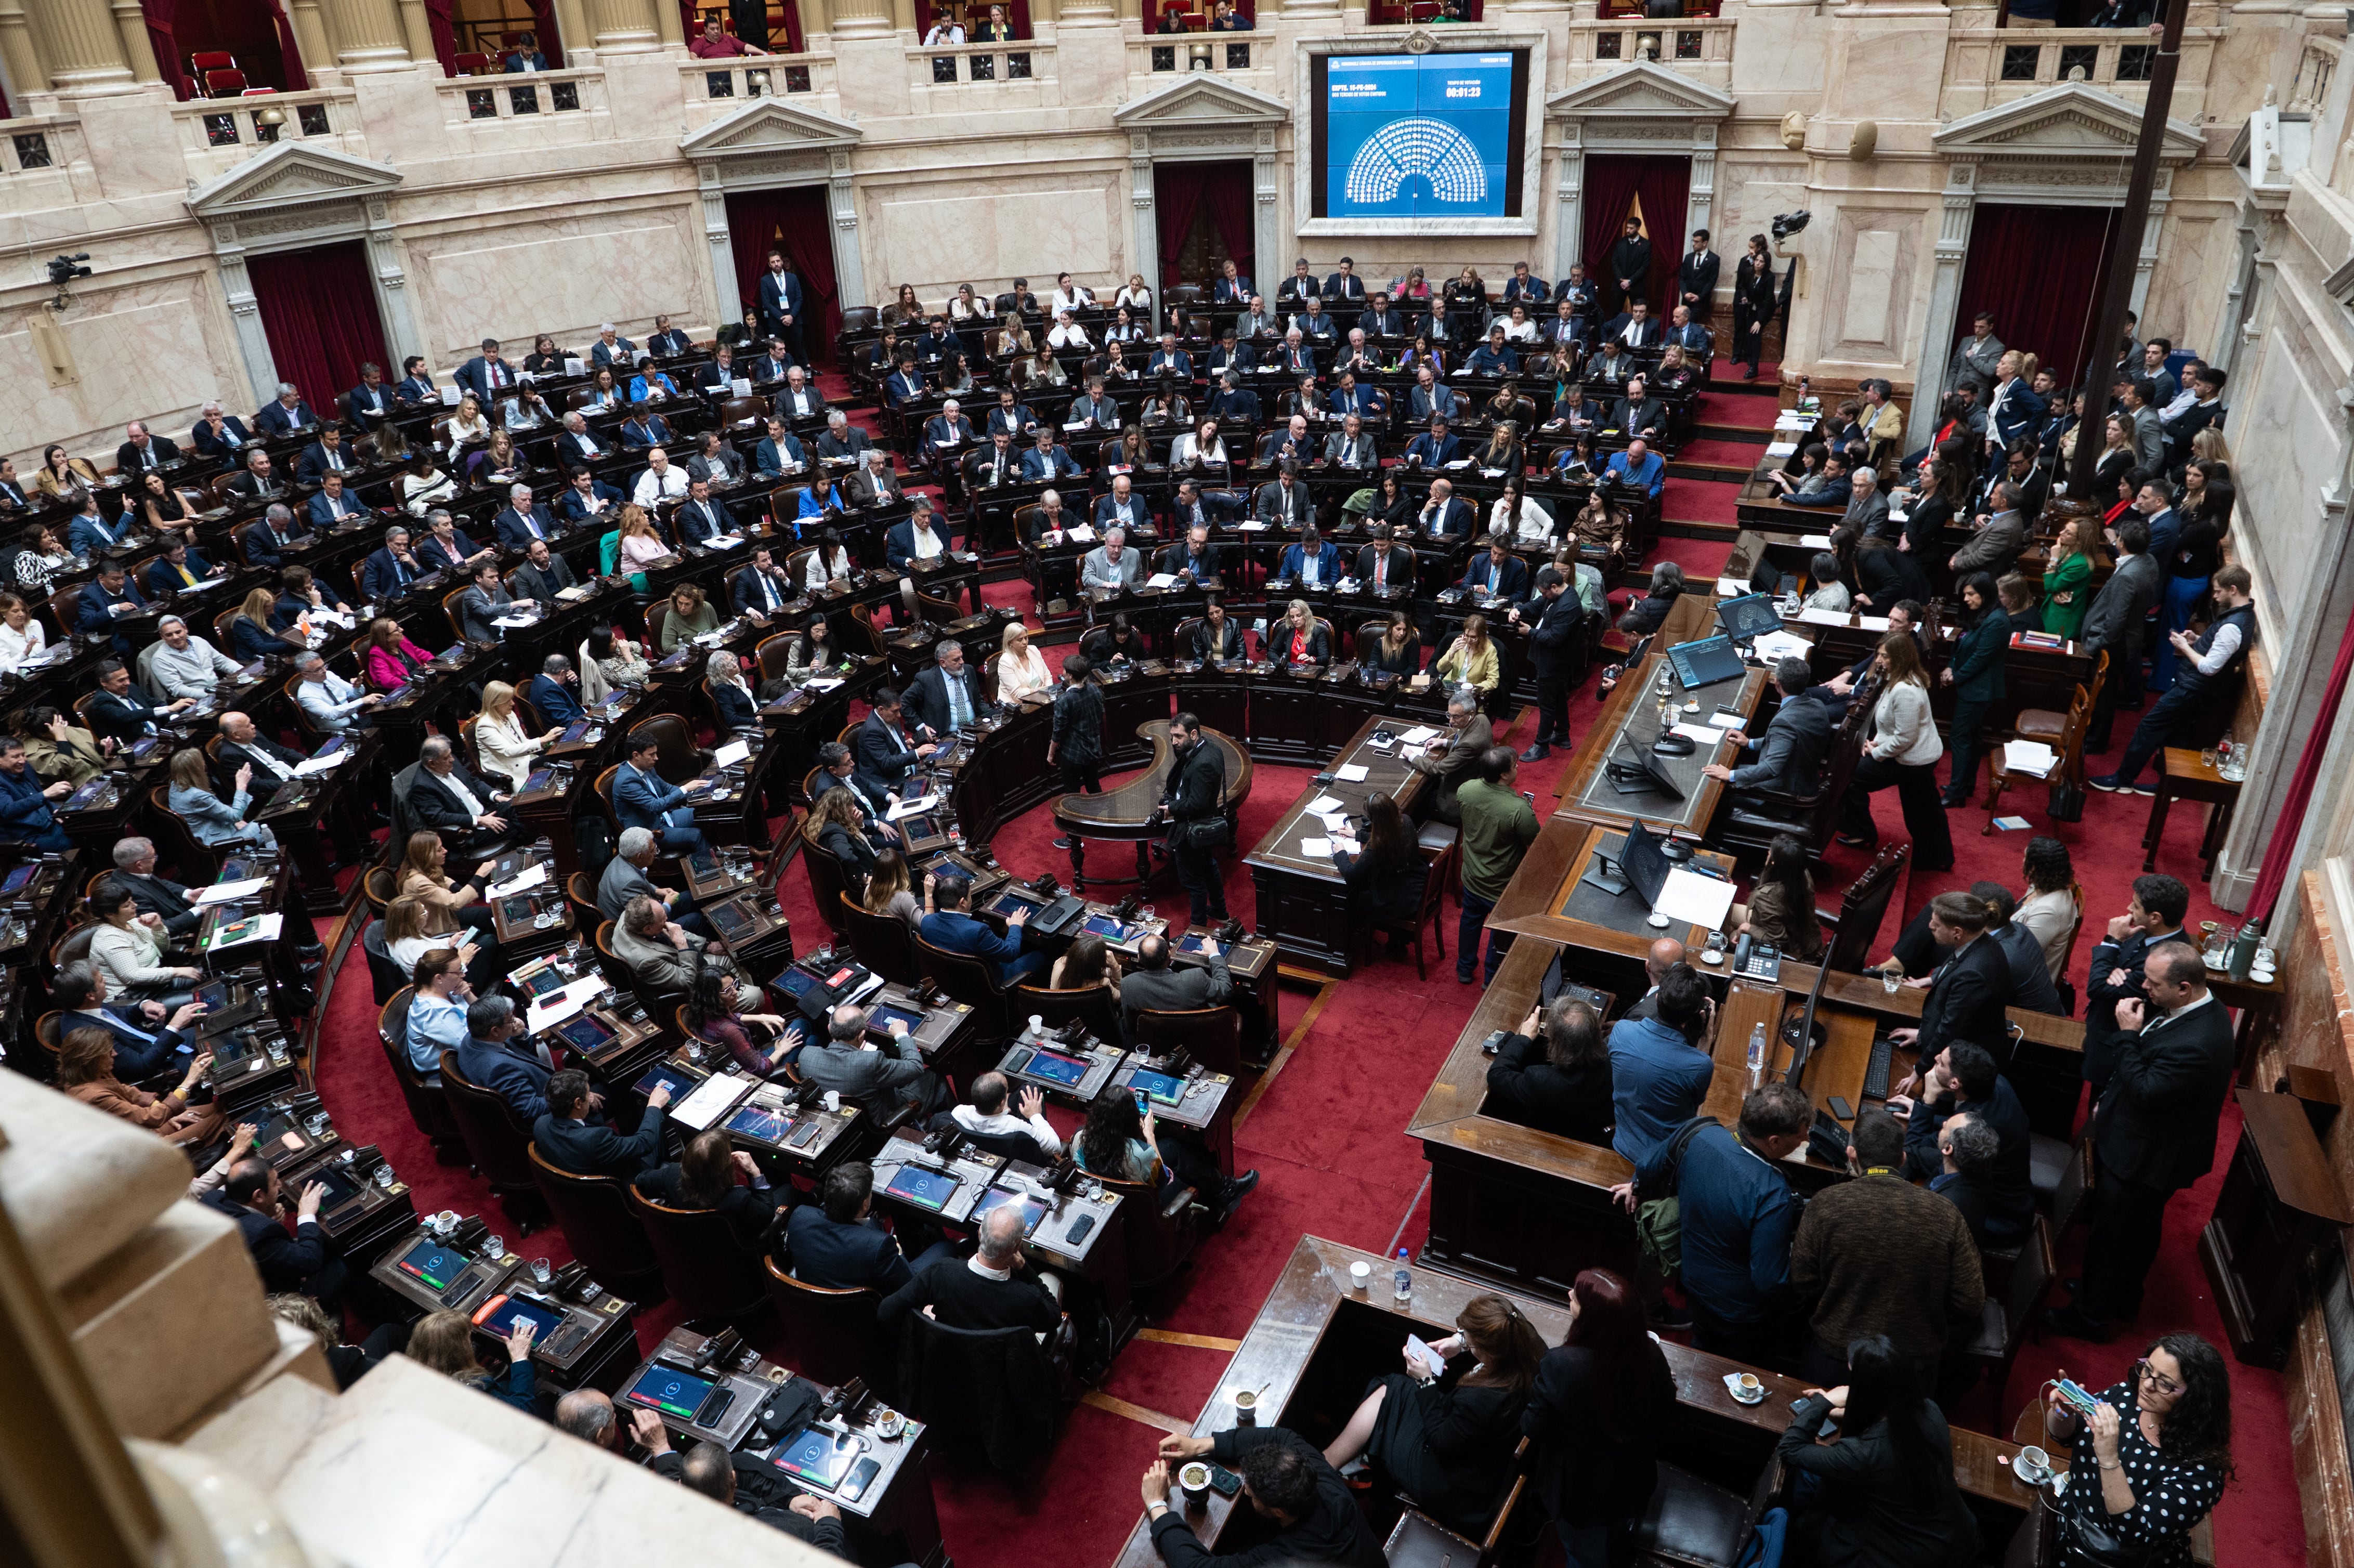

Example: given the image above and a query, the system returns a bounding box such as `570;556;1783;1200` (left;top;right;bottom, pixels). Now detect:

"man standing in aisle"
1157;712;1229;927
1456;747;1538;987
1513;566;1582;762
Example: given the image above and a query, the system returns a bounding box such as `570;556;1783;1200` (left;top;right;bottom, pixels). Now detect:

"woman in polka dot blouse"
2043;1334;2232;1567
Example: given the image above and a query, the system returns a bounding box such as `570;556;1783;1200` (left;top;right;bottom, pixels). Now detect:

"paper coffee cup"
1349;1262;1371;1290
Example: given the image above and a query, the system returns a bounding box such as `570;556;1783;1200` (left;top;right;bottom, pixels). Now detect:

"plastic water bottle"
1392;1249;1411;1305
1747;1023;1767;1087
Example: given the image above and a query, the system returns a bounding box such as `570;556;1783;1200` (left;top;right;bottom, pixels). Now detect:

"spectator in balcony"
1211;0;1252;27
924;12;965;42
973;2;1018;39
690;14;768;55
502;30;547;70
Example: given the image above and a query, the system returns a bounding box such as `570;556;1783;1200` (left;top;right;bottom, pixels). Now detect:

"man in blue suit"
1019;429;1081;482
360;526;422;601
755;417;808;477
344;363;395;424
190;402;255;460
854;690;933;790
455;337;517;406
492;483;560;550
501;30;547;69
1323;256;1369;328
557;467;624;525
253;383;320;437
452;996;553;1124
1278;525;1341;584
1460;532;1531;604
757;251;806;360
1598;300;1663;349
1326;371;1380;421
1207;372;1260;424
391;356;437;405
1502;262;1550;307
1409;365;1458;422
67;495;136;558
1212;266;1252;306
920;873;1047;985
885;502;955;570
613;734;712;854
0;737;71;851
52;961;202;1080
1404;416;1462;469
295;425;356;483
140;539;214;598
589;324;636;367
528;655;585;726
307;473;368;530
77;560;149;652
1418;478;1475;539
785;1161;956;1291
1148;333;1193;381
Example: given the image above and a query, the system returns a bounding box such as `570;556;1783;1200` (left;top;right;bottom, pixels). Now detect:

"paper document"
1796;608;1851;627
1672;724;1725;746
705;534;744;551
672;1072;755;1132
1305;794;1344;816
1145;572;1179;589
888;793;940;820
1335;763;1369;783
1653;868;1737;931
1299;837;1333;857
493;613;539;629
1717;577;1749;598
1398;725;1440;746
804;676;845;692
489;864;549;898
1065;525;1096;542
1764;441;1799;458
712;738;752;770
2003;740;2059;778
291;753;348;777
192;878;269;906
1238;520;1270;531
527;974;610;1031
206;912;282;951
1800;534;1835;548
1751;630;1813;661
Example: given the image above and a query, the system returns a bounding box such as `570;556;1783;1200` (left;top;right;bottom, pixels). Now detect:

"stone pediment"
679;98;864;158
1115;75;1290;127
1934;82;2201;164
186;143;401;218
1547;61;1734;121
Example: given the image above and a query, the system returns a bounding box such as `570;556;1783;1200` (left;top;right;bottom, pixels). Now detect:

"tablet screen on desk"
1024;1049;1090;1089
725;1104;794;1144
706;900;755;941
973;1186;1047;1237
1172;932;1218;956
634;1061;697;1102
885;1166;958;1210
775;967;820;1000
517;964;570;999
480;1296;564;1339
624;1364;716;1422
771;1427;863;1488
988;891;1036;918
396;1239;465;1291
869;1003;926;1037
556;1015;618;1053
1080;914;1133;942
1131;1069;1187;1107
0;864;36;896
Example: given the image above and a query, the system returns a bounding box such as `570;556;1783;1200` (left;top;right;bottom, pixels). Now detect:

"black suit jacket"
116;871;194;927
223;1204;341;1297
783;1206;912;1293
855;709;920;787
533;1106;667;1182
86;685;171;744
878;1253;1060;1333
2083;929;2186;1091
117;435;181;474
1916;935;2012;1064
219;736;306;804
906;663;989;736
2089;996;2235;1193
510;556;576;603
406;763;506;837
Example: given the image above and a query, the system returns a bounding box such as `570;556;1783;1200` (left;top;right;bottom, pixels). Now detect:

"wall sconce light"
255;103;285;142
1188;42;1211;69
1848;120;1877;161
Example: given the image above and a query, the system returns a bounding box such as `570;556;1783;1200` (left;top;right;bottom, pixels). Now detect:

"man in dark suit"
1598;299;1663;349
534;1068;671;1182
140;540;214;599
1897;1039;2034;1246
295;425;356;483
2161;365;2226;472
77;563;149;652
225;448;285;503
87;658;190;744
306;473;367;531
773;365;827;424
646;315;693;358
1677;229;1721;317
107;838;201;938
1704;658;1833;799
1605;214;1654;315
557;468;624;526
1403;416;1461;469
344;362;396;424
843;449;904;509
613;734;713;853
877;1203;1061;1334
501;30;546;68
243;504;313;571
748;336;796;388
527;655;585;727
884;504;954;570
907;638;991;736
809;742;898;845
1355;525;1414;593
452;995;554;1124
213;1160;348;1308
455;337;516;406
190;402;256;460
407;734;518;855
51;959;201;1079
491;484;559;550
116;421;180;476
455;560;523;645
727;546;793;622
784;1160;942;1292
1458;532;1531;604
920;873;1045;986
360;526;423;602
2081;874;2190;1094
217;711;306;808
393;357;438;405
509;539;576;606
855;689;933;791
1513;567;1584;760
1160;524;1222;583
1887;892;2013;1068
756;250;805;358
2044;942;2232;1339
253;383;320;438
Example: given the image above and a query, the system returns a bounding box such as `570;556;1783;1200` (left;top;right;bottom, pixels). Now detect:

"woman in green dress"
2040;515;2101;639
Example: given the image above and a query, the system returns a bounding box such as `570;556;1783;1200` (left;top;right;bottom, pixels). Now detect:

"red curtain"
1202;161;1253;287
246;241;387;410
1581;154;1687;311
2250;610;2354;923
528;0;562;57
265;0;308;88
726;186;840;364
422;0;457;71
141;0;190;99
1954;203;2123;388
1154;164;1207;292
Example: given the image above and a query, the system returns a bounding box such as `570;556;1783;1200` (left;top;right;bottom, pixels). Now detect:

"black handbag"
2048;777;2086;823
2059;1505;2156;1568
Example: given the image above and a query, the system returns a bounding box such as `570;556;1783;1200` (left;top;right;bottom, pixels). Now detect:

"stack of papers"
673;1072;755;1131
1799;534;1836;548
1065;525;1096;542
888;793;940;820
1654;869;1736;931
1335;763;1370;783
1764;440;1799;458
1752;629;1814;661
489;864;549;898
206;912;282;951
1398;725;1440;747
291;753;347;777
1145;572;1179;589
526;973;611;1031
193;878;270;906
2003;740;2059;778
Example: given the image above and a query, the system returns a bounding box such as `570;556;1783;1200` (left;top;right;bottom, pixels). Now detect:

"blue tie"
947;674;973;729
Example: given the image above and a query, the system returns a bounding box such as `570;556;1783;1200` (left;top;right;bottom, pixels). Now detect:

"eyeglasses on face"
2134;1358;2182;1397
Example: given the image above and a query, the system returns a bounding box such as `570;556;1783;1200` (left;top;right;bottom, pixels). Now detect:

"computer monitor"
1621;821;1672;909
1667;634;1747;690
1717;593;1782;643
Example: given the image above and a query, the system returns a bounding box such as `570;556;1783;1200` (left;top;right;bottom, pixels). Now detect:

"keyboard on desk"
1861;1036;1895;1102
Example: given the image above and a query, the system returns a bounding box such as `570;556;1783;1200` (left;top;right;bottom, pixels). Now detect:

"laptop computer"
1716;593;1781;644
1667;634;1747;690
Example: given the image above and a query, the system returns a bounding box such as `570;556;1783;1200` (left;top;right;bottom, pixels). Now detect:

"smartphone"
2055;1378;2105;1417
1206;1462;1243;1498
1133;1089;1149;1115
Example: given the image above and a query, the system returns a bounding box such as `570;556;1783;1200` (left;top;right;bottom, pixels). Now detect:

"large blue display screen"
1323;54;1518;219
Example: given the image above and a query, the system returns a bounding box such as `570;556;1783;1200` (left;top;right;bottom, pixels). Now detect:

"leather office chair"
2006;1487;2060;1568
593;764;622;837
799;838;854;944
1628;1451;1786;1568
839;306;880;335
914;931;1016;1040
440;1050;547;1226
1133;1006;1242;1077
144;785;222;886
1011;981;1122;1047
1983;680;2090;829
842;894;922;986
564;871;603;933
528;1145;665;1303
718;396;766;428
1718;696;1870;860
2034;1130;2094;1235
1949;1213;2052;1397
361;865;398;917
625;1186;771;1328
763;1257;884;1389
282;670;330;749
755;629;797;687
359;919;408;1008
1383;1439;1534;1568
440;586;474;646
1089;1169;1198;1295
892;1313;1068;1475
628;711;709;785
590;920;636;991
1819;842;1908;978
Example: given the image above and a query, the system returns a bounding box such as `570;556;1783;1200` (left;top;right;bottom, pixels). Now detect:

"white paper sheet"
1800;533;1835;548
1717;577;1750;598
1764;440;1799;458
1751;629;1814;661
206;911;282;951
1398;725;1440;746
1305;793;1344;816
1064;525;1096;542
488;864;548;898
291;753;348;777
1653;868;1737;931
526;974;610;1031
888;793;940;819
1145;572;1179;589
1299;837;1333;857
1672;723;1725;746
672;1072;755;1131
192;877;270;905
711;738;752;769
1335;763;1370;782
2002;740;2059;778
1796;607;1856;627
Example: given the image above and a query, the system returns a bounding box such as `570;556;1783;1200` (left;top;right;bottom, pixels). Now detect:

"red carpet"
1677;437;1771;468
1667;477;1743;527
293;374;2299;1567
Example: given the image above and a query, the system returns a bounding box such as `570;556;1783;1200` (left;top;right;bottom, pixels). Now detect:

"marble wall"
865;168;1127;303
0;270;246;462
403;206;715;363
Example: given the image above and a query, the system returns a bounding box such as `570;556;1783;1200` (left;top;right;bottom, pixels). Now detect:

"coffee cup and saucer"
2011;1445;2052;1486
1721;1371;1765;1405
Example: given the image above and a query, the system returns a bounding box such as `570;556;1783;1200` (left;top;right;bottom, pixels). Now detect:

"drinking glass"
530;1258;553;1285
374;1164;397;1190
482;1233;505;1260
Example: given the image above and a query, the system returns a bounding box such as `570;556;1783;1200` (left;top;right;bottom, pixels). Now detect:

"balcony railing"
678;55;839;127
1942;25;2220;117
171;88;363;179
1567;15;1735;76
2291;34;2339;114
906;38;1057;103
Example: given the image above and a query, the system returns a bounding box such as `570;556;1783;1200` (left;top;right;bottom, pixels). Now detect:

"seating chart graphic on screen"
1322;54;1521;220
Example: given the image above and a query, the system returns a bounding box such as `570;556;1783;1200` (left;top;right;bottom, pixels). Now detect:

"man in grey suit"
597;826;710;937
2083;515;2160;752
456;559;526;644
1119;932;1232;1030
1323;413;1378;469
1949;481;2028;577
1252;463;1314;530
1947;312;2004;399
798;1002;944;1118
1080;529;1143;592
2123;377;2165;473
1842;464;1890;539
1408;688;1493;826
610;895;735;994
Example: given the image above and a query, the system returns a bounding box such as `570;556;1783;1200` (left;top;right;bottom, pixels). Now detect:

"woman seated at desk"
408;1310;537;1415
1484;994;1612;1144
167;748;277;852
1435;614;1498;701
658;583;720;654
1779;1335;1979;1568
1188;599;1247;664
56;1027;221;1150
707;650;758;734
1168;419;1227;469
11;528;70;594
475;680;562;791
1523;1268;1676;1568
588;624;651;691
804;786;877;893
1363;611;1422;678
1075;1090;1257;1223
1333;792;1424;930
613;504;673;583
399;452;459;517
797;473;843;530
865;852;931;930
226;587;296;663
1493;478;1557;548
1616;561;1686;637
638;1129;789;1249
684;969;804;1083
783;612;846;686
1102;425;1149;478
1049;930;1122;1000
1140;384;1191;427
1269;599;1329;670
1084;611;1152;667
1802;549;1852;613
85;878;201;1004
803;527;855;592
995;622;1053;704
1366;470;1416;532
585;366;624;410
1321;1292;1547;1535
470;428;526;487
443;395;492;458
384;893;495;990
397;829;498;948
1733;833;1827;962
134;471;205;533
365;617;436;691
23;704;107;787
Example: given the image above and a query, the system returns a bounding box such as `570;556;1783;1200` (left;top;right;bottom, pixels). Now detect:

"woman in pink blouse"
364;616;435;690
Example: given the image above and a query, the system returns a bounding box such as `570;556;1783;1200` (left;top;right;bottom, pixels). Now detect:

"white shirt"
923;21;964;40
1114;288;1153;311
297;671;368;731
909;525;944;561
1618;317;1649;344
1501;318;1538;343
0;619;46;672
1049;286;1094;316
2191;615;2244;676
633;466;689;507
952;1101;1064;1156
1047;322;1091;349
432;764;486;820
805;547;852;590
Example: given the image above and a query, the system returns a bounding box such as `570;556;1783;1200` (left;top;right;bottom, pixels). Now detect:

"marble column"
830;0;895;39
1253;143;1280;288
0;0;50;106
795;0;826;44
890;0;919;34
24;0;136;94
108;0;162;82
655;0;685;45
214;243;286;410
362;199;423;367
1906;165;1977;451
289;0;337;79
1552;128;1584;283
1130;148;1158;294
1064;0;1116;25
547;0;591;62
590;0;663;52
394;0;438;66
320;0;414;71
829;160;868;313
697;163;742;327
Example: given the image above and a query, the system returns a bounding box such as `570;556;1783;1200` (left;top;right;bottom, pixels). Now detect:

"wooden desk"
2144;747;2239;878
1489;820;1738;981
1243;712;1428;975
1552;650;1766;840
1052;718;1252;891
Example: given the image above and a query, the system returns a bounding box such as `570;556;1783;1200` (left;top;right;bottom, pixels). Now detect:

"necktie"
1374;551;1387;586
329;449;343;471
760;573;778;609
491;361;507;388
947;674;972;729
